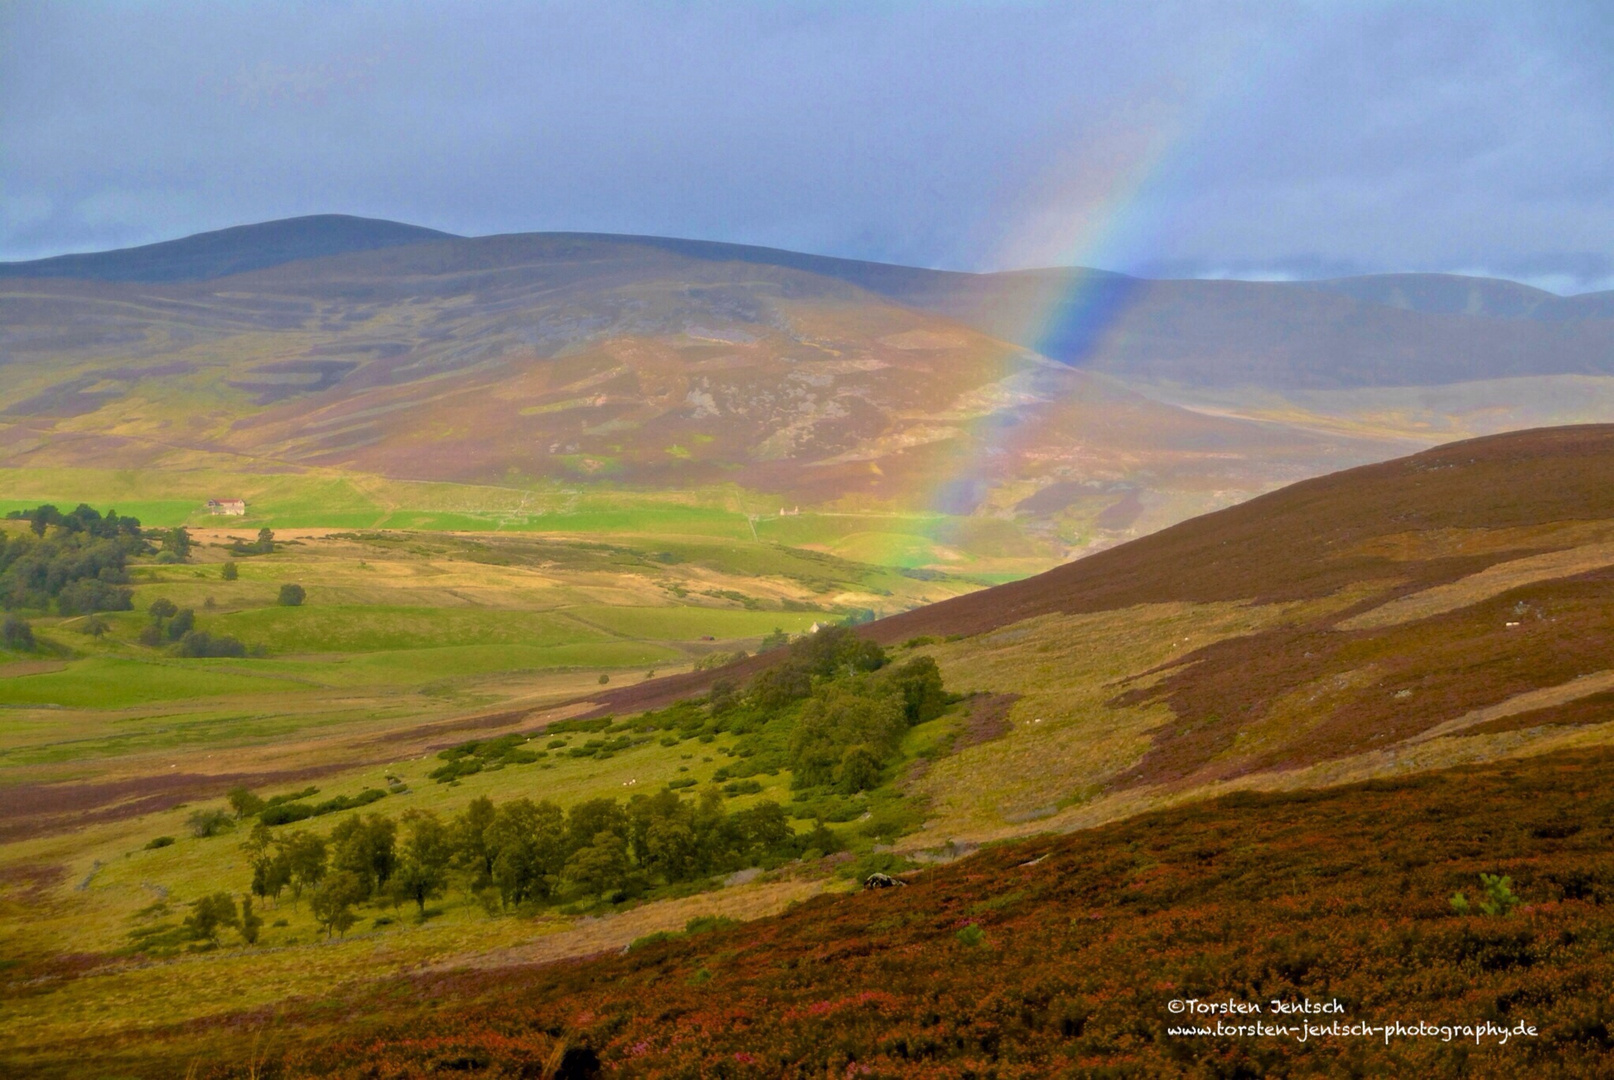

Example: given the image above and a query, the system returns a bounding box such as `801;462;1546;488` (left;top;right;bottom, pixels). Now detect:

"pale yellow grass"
0;872;842;1055
897;601;1314;848
440;874;845;973
1341;539;1614;630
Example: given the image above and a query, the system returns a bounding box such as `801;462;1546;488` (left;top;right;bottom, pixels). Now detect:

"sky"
3;1;1612;290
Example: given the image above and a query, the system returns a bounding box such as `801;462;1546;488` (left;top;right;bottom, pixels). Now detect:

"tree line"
232;787;838;938
1;503;145;614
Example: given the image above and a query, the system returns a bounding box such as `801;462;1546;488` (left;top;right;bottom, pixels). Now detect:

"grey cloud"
1;0;1609;289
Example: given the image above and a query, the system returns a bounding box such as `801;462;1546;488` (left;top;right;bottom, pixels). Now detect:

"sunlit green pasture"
0;464;1062;572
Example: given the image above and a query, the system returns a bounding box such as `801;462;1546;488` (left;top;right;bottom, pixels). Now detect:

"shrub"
166;608;195;640
57;577;133;615
188;809;234;838
956;923;986;947
1;614;35;652
310;872;364;938
173;630;248;658
1453;873;1523;917
221;561;238;581
227;787;266;818
239;896;263;945
144;836;176;850
162;527;191;561
182;892;238;943
278;583;306;606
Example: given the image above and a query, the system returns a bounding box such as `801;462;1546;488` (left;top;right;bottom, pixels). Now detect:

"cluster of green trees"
237;789;839;936
413;628;946;802
1;504;146;614
156;525;191;563
141;597;254;657
699;626;947;795
2;613;36;651
230;527;277;557
6;502;142;539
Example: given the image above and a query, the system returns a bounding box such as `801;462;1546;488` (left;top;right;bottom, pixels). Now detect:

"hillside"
0;229;1399;569
0;215;455;283
5;223;1614;573
580;425;1614;836
6;427;1614;1076
48;747;1610;1078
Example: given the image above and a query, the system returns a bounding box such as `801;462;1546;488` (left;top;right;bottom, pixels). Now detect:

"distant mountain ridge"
0;215;455;283
7;217;1614;560
4;215;1612;389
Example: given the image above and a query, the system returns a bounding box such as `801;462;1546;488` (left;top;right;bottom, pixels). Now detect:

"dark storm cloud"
2;1;1610;290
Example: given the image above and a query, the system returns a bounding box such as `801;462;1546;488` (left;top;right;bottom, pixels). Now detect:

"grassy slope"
0;236;1409;568
10;427;1614;1074
0;520;977;1064
17;747;1614;1078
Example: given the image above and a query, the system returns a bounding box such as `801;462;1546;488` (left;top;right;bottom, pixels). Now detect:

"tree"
486;799;567;908
330;813;397;898
282;830;327;900
709;678;738;714
174;630;248;658
243;822;292;904
164;526;191;561
252;848;292;904
889;656;947;724
221;560;239;581
79;615;110;638
28;504;59;537
256;527;275;553
836;744;883;794
188;808;234;838
148;598;178;621
183;892;240;943
228;786;266;818
278;583;306;607
391;811;455;913
453;796;498;887
166;608;196;641
239;895;263;945
733;800;793;856
310;871;364;938
57;577;133;615
641;817;699;882
794;625;886;679
1;614;35;652
789;685;906;789
562;830;631;898
750;663;812;710
567;798;630;851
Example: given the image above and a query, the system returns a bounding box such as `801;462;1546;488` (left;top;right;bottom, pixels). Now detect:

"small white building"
206;499;247;516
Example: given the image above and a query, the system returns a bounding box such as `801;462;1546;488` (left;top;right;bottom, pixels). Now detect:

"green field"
0;465;1063;576
0;487;1018;1068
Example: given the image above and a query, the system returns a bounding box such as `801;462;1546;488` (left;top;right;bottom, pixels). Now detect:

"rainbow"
896;39;1274;552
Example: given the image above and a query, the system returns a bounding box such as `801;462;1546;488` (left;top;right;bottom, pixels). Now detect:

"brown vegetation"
29;745;1614;1078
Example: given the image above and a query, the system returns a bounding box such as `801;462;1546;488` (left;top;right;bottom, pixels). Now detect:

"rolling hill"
10;426;1614;1078
0;225;1412;568
580;424;1614;838
0;215;455;283
9;217;1614;575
